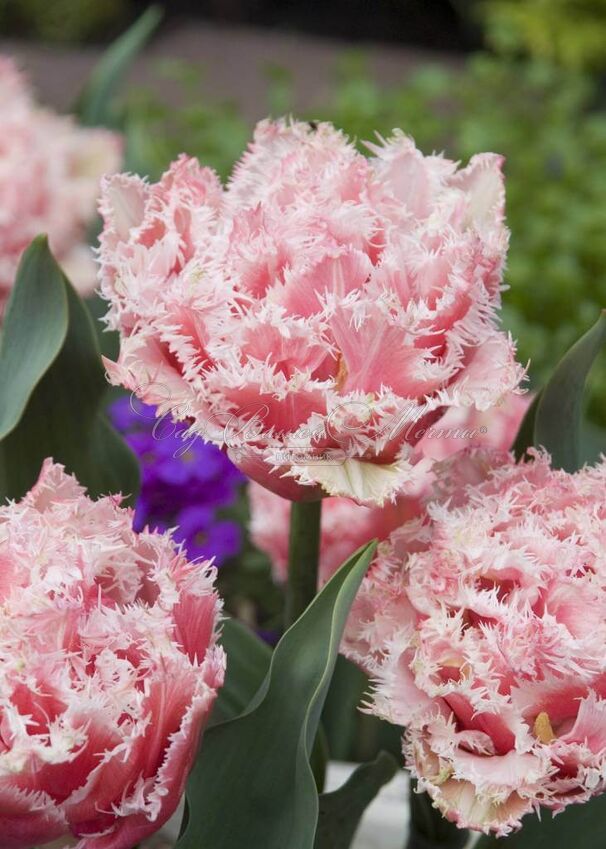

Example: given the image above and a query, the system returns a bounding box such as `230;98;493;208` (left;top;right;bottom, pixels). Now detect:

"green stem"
285;499;323;627
285;498;325;792
406;781;468;849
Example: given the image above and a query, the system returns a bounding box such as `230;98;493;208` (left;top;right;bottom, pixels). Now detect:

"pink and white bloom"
98;118;524;505
0;459;224;849
416;390;529;462
0;58;121;315
345;450;606;835
250;392;530;585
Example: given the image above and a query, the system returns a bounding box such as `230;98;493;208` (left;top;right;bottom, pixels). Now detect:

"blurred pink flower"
98;118;524;505
0;459;224;849
416;391;530;462
250;392;529;584
249;482;424;586
0;58;121;314
344;450;606;835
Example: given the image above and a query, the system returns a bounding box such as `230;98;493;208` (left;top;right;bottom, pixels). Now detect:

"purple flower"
110;396;157;431
173;505;243;566
110;395;245;565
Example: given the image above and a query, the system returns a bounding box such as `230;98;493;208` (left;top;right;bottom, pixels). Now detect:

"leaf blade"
75;6;163;127
210;618;272;726
0;242;139;503
0;236;68;440
534;311;606;472
314;753;399;849
177;541;377;849
512;391;540;461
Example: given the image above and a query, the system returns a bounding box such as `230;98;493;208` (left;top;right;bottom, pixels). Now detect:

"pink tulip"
0;460;225;849
345;449;606;835
98;119;524;505
0;58;121;315
250;392;530;585
416;391;530;462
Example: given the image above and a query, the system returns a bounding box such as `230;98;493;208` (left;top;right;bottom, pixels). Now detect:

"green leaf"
176;541;377;849
512;391;540;461
210;618;272;726
310;724;329;794
0;237;68;440
476;793;606;849
322;655;369;761
0;241;139;504
75;6;163;128
314;752;399;849
533;311;606;472
86;292;120;362
322;657;403;764
408;783;468;849
581;420;606;465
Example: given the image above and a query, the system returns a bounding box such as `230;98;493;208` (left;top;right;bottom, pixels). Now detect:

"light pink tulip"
0;460;224;849
416;391;530;462
0;58;121;315
345;449;606;835
250;392;530;584
98;118;524;505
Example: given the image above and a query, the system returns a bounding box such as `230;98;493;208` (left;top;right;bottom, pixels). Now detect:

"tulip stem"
285;499;323;627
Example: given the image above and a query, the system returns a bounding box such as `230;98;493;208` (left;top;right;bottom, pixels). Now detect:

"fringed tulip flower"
0;58;121;314
417;390;530;462
98;118;524;505
250;392;529;584
344;450;606;835
0;459;225;849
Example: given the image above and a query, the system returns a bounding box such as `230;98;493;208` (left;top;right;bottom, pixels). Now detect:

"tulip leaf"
75;5;163;127
512;391;540;461
0;240;139;503
209;619;327;795
210;618;272;726
177;541;377;849
408;783;468;849
581;420;606;465
322;656;367;760
533;311;606;472
476;793;606;849
0;237;68;441
314;752;399;849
